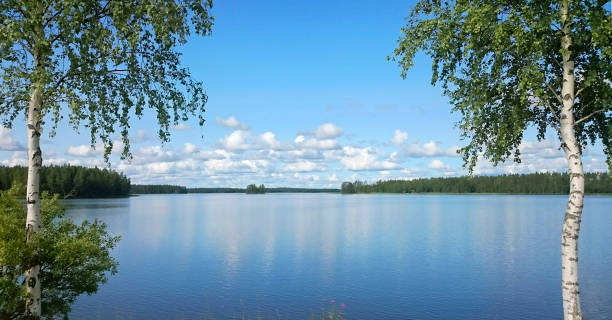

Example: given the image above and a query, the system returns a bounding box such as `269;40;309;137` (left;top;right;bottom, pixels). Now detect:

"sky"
0;0;608;188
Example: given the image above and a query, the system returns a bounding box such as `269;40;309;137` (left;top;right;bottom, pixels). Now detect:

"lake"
66;194;612;319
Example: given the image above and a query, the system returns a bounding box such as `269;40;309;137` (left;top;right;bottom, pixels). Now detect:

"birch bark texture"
392;1;611;319
559;2;583;319
0;1;214;318
24;83;43;318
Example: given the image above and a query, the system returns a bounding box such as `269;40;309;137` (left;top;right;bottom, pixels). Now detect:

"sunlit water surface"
66;194;612;319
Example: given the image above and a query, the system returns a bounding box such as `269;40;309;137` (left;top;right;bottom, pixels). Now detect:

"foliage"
245;184;266;194
0;0;214;160
0;165;130;198
341;172;612;194
392;0;611;171
0;184;120;319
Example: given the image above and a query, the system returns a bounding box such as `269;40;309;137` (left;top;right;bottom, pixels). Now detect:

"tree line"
130;184;188;194
341;172;612;194
0;166;130;198
246;184;266;194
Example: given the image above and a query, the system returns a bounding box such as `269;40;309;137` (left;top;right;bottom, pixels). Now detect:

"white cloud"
328;174;338;182
203;158;268;175
220;130;251;151
519;140;562;158
340;146;399;171
132;129;154;143
172;123;192;131
1;151;27;166
182;142;198;154
216;116;249;130
194;149;232;160
66;144;103;157
132;146;178;163
281;160;326;172
428;159;446;169
404;141;459;157
295;135;339;150
0;127;25;151
259;131;282;149
314;123;343;139
391;129;409;145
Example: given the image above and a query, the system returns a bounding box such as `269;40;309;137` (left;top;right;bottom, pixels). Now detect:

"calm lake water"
66;194;612;319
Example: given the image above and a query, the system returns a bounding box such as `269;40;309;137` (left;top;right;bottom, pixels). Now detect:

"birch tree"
0;1;213;318
392;1;611;319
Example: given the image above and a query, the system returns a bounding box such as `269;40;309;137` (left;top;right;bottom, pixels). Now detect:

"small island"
245;184;266;194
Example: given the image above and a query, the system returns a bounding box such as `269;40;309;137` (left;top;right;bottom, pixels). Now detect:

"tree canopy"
0;0;214;159
392;0;611;171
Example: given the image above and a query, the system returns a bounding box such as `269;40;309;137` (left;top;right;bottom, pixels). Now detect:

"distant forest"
0;165;130;198
131;186;340;194
130;184;187;194
341;172;612;194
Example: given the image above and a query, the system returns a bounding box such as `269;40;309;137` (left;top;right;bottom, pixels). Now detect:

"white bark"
25;81;43;318
560;1;583;319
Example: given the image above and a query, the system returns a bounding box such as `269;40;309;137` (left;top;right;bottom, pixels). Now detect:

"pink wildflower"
330;299;335;304
341;303;346;308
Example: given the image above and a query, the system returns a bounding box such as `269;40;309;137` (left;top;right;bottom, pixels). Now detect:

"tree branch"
575;108;609;125
546;82;563;104
544;99;561;123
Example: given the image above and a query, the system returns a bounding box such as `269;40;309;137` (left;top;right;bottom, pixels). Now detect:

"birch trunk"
24;80;43;318
560;1;583;319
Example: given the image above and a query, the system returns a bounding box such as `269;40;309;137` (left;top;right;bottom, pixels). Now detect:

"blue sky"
0;0;608;188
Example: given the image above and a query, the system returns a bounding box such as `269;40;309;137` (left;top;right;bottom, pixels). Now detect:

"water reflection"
67;194;612;320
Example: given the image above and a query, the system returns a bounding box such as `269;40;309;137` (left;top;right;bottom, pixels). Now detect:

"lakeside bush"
0;185;119;318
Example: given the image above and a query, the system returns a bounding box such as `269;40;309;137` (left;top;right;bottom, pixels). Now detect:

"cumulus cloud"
519;140;562;158
132;129;154;143
66;144;104;157
404;141;459;157
0;127;25;151
314;123;343;139
328;174;338;182
182;142;198;154
216;116;249;130
281;160;326;172
132;146;178;164
391;129;408;145
294;135;339;150
172;123;192;131
428;159;447;169
259;131;282;149
203;159;269;175
1;151;27;166
220;130;251;151
340;146;400;171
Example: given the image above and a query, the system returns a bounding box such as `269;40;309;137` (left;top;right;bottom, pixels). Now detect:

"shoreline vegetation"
1;166;610;197
0;165;130;198
341;172;612;194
